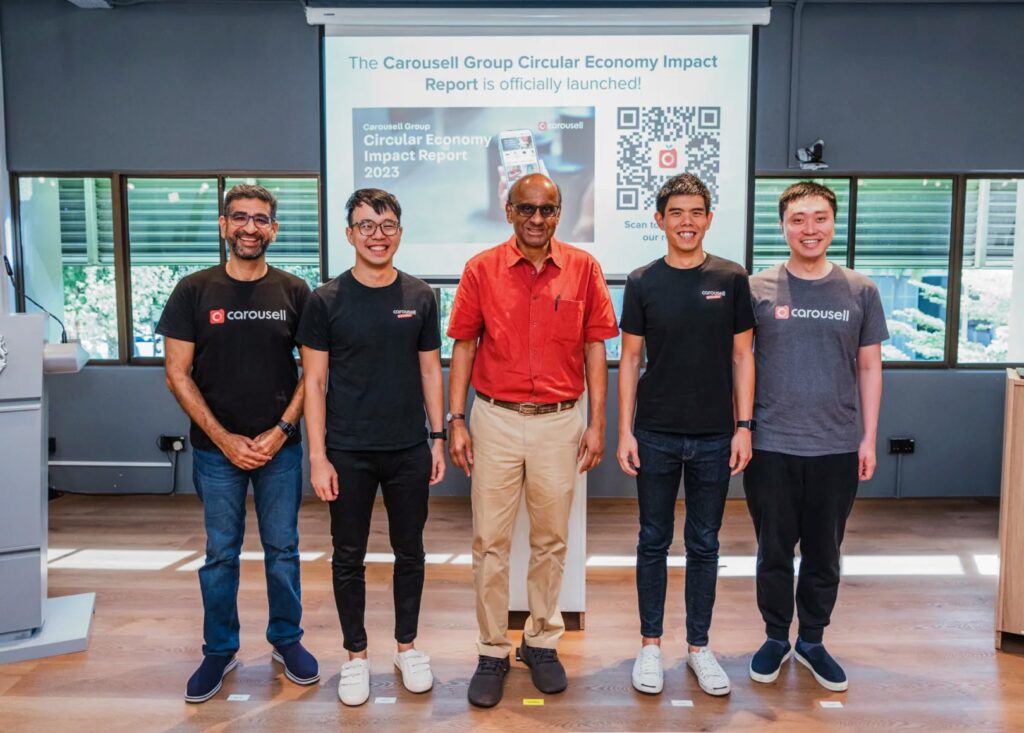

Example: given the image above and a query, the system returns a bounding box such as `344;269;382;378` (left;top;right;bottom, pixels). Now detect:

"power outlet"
889;437;915;454
158;435;187;452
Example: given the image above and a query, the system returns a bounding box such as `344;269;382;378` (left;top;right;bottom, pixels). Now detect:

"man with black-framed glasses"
297;188;446;706
447;173;618;707
158;183;318;703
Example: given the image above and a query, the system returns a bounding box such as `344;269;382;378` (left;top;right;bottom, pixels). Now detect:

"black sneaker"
749;638;792;684
272;640;320;685
517;638;568;694
185;654;238;703
468;654;510;708
794;638;848;692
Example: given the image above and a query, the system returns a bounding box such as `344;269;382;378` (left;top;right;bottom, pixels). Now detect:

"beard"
228;234;270;260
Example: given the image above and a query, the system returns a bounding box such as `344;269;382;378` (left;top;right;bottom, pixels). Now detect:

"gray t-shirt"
749;263;889;456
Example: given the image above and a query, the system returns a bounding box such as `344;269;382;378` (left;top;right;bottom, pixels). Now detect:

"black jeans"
327;443;431;653
743;449;859;644
634;429;732;647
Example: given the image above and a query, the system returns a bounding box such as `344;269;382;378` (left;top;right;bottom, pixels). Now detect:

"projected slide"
325;33;752;277
352;106;596;247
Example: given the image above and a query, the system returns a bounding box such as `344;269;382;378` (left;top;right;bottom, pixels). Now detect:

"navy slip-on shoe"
185;654;238;703
272;641;320;685
794;638;848;692
749;638;792;684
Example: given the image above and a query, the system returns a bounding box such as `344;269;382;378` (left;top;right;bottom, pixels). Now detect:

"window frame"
752;171;1024;369
11;171;323;366
10;170;1022;369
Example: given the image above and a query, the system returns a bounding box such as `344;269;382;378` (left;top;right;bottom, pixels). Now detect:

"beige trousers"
470;398;584;658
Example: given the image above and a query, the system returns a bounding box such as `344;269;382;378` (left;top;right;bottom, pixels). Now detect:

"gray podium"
0;313;94;664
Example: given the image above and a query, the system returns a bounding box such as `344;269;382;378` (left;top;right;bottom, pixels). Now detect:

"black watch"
429;429;448;441
736;419;756;432
277;420;298;438
446;412;465;423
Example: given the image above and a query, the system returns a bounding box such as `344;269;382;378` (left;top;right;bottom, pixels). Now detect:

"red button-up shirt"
447;236;619;403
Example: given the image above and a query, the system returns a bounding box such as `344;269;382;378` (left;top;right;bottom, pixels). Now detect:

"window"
224;177;320;290
855;178;953;362
752;178;851;272
959;178;1023;364
127;177;220;358
18;176;118;359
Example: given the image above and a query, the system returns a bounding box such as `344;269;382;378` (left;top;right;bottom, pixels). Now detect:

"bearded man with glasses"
297;188;445;706
447;173;618;707
158;183;317;703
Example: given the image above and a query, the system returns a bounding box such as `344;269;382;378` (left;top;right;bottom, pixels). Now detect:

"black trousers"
743;449;859;644
327;443;431;653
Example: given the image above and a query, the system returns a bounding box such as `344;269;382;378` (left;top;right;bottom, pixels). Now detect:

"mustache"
228;234;269;260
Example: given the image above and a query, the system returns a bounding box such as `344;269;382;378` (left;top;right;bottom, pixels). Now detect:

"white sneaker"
338;657;370;706
631;645;664;694
686;648;731;696
394;648;434;693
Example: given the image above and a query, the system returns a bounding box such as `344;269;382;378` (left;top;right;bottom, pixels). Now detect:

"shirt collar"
503;235;564;269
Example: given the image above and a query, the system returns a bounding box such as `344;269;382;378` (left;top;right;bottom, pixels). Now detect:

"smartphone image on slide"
498;129;541;187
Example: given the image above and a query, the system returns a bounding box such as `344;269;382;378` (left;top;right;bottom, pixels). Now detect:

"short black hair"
346;188;402;226
655;173;711;216
778;181;838;221
224;184;277;219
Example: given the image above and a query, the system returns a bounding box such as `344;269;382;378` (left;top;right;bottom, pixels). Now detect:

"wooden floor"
1;495;1021;732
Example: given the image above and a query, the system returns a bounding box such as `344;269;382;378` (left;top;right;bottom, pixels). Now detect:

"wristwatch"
429;429;448;441
277;419;298;438
736;419;757;431
446;412;466;423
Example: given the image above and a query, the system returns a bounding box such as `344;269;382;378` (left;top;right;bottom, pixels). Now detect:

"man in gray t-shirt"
744;181;888;694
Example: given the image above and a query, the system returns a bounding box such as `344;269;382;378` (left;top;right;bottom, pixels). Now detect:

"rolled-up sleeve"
446;265;484;340
583;260;620;342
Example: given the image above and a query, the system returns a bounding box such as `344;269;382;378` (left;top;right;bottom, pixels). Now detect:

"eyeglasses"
508;203;561;219
226;211;274;228
353;219;400;236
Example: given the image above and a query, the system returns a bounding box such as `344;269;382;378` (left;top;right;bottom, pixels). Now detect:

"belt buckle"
520;402;540;416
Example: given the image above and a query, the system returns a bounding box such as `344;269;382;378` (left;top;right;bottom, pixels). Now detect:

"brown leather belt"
476;392;577;416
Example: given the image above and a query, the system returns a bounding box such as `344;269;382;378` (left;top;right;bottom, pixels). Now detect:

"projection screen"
313;7;770;279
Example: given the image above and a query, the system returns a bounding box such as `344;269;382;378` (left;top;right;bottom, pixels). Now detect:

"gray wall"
45;366;1010;498
755;2;1024;172
0;0;320;172
6;0;1023;497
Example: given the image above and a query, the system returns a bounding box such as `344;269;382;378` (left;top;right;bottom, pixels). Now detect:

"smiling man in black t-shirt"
297;188;446;707
157;184;318;703
617;173;755;698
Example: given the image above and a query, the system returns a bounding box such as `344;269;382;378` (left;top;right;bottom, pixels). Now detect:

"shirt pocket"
552;298;584;344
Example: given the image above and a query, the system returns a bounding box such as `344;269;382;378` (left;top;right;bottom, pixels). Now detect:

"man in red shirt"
447;173;618;707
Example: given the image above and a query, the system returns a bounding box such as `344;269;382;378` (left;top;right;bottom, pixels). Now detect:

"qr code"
615;106;721;211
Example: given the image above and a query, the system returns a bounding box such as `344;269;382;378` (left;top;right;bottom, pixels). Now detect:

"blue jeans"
192;443;304;657
634;429;731;646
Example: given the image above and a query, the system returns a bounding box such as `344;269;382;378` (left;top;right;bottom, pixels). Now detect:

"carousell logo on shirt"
209;308;286;325
775;304;850;321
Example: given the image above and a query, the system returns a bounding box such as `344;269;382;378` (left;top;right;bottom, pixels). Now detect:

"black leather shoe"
468;655;510;708
518;638;568;694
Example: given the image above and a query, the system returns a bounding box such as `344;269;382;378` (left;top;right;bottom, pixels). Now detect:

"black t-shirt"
620;254;755;435
295;270;441;451
155;265;311;451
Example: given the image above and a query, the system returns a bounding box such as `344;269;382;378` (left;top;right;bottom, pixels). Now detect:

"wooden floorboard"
1;495;1021;732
